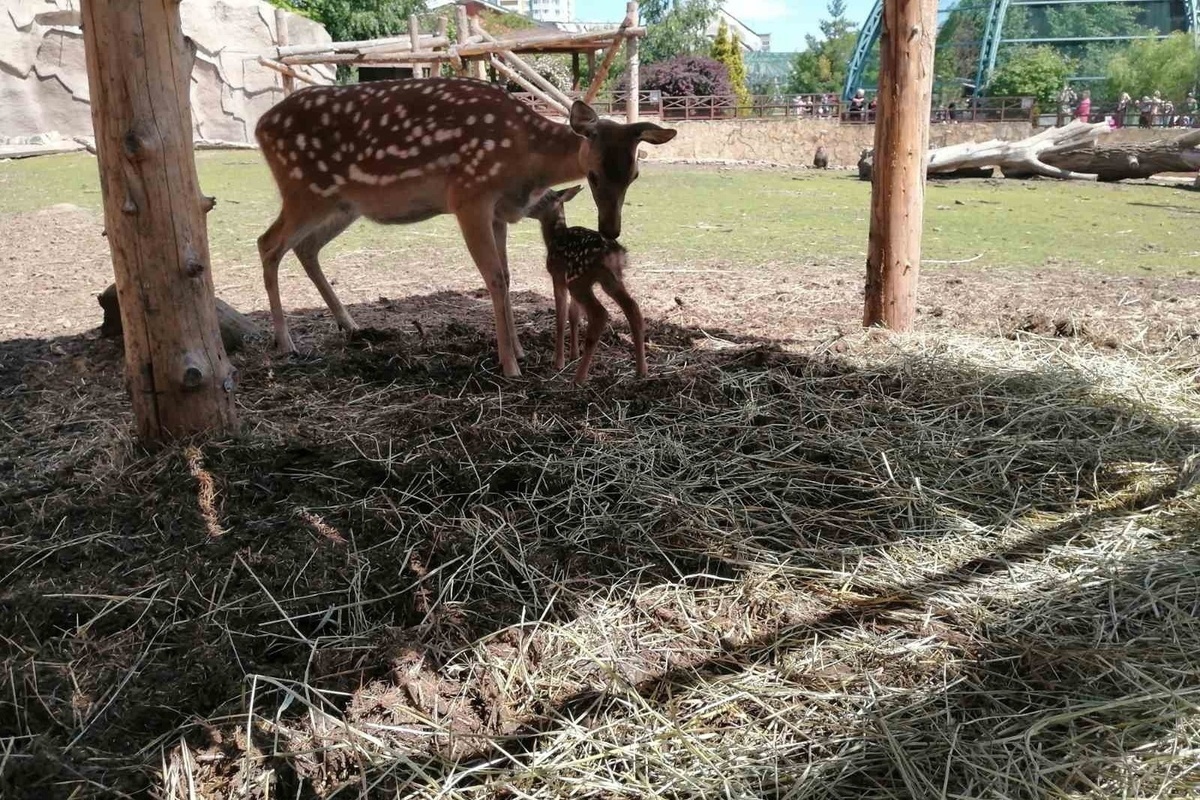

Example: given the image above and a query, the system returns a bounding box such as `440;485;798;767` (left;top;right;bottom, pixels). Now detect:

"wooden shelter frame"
260;1;648;122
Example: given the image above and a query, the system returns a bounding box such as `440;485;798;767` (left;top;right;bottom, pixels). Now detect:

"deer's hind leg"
599;271;647;378
552;272;569;370
292;207;360;336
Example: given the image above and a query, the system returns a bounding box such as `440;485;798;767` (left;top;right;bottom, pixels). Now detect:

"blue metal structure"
843;0;1199;100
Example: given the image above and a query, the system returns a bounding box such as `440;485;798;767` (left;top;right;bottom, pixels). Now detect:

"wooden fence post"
863;0;937;331
81;0;238;442
625;4;640;124
275;8;294;95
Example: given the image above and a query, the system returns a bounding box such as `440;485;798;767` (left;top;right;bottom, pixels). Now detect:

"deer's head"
568;101;676;240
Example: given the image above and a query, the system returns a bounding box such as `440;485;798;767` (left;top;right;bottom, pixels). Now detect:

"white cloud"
722;0;792;20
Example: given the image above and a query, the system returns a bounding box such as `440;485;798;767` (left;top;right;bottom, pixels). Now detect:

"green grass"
2;151;1198;274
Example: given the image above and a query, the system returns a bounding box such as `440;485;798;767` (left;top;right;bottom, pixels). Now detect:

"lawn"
2;152;1200;799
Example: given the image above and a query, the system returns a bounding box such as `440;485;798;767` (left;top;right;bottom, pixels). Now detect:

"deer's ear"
632;122;677;145
560;185;585;203
569;101;599;137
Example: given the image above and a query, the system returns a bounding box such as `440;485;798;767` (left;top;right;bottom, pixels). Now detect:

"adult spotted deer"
254;77;677;377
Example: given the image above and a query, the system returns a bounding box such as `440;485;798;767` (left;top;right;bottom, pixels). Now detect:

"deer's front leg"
457;204;521;378
492;218;525;361
552;272;568;370
568;298;581;360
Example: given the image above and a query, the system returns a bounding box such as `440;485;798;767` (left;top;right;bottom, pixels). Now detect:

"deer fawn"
254;77;676;377
525;185;645;385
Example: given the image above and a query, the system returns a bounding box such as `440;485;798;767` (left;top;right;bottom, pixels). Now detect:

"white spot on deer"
489;162;502;177
315;95;327;107
394;105;407;118
321;113;330;125
361;118;371;132
303;100;312;110
348;164;380;185
332;151;342;162
500;138;511;148
408;146;421;158
309;182;339;197
380;113;389;126
421;135;432;146
289;166;303;179
468;137;479;149
422;86;434;95
333;103;342;113
386;145;404;157
466;115;477;125
270;112;280;124
401;167;424;179
346;101;356;112
484;113;495;124
483;139;495;151
312;137;322;150
284;115;294;129
317;161;328;172
333;174;347;186
412;126;424;137
375;150;386;161
447;153;461;165
365;146;374;157
274;137;286;150
288;151;298;162
464;164;475;176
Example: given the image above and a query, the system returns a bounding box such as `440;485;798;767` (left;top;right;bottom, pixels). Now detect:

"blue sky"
573;0;877;52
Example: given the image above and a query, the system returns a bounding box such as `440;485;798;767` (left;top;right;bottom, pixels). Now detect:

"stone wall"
640;118;1036;168
0;0;333;143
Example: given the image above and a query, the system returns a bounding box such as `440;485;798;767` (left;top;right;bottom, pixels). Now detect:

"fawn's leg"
552;272;569;370
292;209;360;336
599;272;647;378
567;281;609;385
456;203;521;377
568;298;581;360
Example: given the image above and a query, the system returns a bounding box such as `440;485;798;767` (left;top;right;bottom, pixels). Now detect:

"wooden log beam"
274;8;294;95
863;0;937;332
471;18;574;110
1041;128;1200;181
280;37;450;65
99;284;261;353
488;55;570;116
585;3;637;104
257;56;317;87
277;33;442;58
81;0;237;442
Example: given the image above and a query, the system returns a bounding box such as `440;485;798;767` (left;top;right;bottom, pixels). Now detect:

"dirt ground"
3;199;1200;798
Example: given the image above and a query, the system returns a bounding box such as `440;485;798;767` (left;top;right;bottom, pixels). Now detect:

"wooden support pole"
409;15;424;78
454;4;471;76
275;7;294;95
626;4;640;124
585;2;636;104
587;49;596;81
572;52;581;91
81;0;237;442
863;0;937;332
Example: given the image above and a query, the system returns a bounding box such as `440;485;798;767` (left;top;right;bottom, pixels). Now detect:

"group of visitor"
1061;84;1199;128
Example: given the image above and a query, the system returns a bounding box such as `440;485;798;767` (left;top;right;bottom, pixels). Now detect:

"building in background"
708;8;769;52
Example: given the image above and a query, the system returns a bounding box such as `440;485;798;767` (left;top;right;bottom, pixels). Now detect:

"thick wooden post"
863;0;937;331
454;4;471;76
409;15;424;78
628;2;638;123
82;0;237;442
275;8;294;95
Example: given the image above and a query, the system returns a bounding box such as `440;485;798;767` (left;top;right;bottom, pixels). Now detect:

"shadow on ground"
1;288;1198;798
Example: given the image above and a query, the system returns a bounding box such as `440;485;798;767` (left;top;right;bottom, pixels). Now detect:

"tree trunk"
82;0;237;442
1041;129;1200;181
863;0;937;331
99;284;261;353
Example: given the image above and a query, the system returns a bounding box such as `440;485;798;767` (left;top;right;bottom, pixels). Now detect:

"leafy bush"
636;55;732;98
1106;33;1200;103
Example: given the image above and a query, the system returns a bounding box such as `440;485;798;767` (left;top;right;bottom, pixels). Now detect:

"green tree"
1106;32;1200;102
787;0;859;94
988;46;1073;104
641;0;720;64
711;19;750;109
277;0;427;42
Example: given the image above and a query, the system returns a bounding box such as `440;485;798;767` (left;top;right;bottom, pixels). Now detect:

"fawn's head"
526;185;584;227
568;102;676;240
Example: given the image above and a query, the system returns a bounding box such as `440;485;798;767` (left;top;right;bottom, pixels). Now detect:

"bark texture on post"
82;0;237;442
863;0;937;331
626;30;640;124
275;8;294;95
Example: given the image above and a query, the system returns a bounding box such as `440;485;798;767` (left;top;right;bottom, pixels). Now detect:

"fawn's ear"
560;185;585;203
631;121;677;145
569;102;599;138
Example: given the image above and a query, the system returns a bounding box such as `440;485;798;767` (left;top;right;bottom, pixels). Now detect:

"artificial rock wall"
0;0;333;143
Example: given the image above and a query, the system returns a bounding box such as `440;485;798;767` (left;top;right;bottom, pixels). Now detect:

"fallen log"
99;284;262;353
858;121;1200;183
1040;129;1200;182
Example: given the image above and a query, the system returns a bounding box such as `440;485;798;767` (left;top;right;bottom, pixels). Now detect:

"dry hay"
2;312;1200;799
